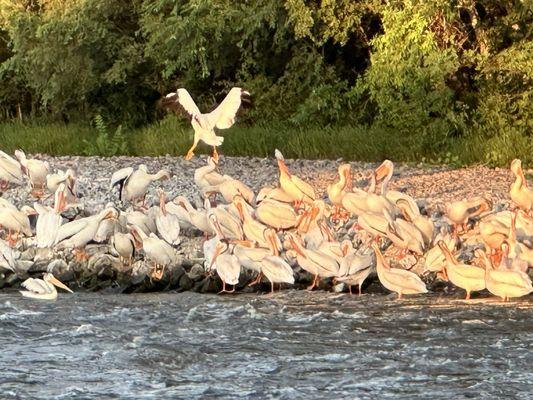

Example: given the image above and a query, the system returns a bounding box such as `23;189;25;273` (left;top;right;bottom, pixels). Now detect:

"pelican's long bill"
48;274;74;293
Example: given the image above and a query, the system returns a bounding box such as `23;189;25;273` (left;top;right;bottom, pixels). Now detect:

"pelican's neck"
380;171;392;196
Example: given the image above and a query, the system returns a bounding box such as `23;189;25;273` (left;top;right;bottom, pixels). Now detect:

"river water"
1;291;532;399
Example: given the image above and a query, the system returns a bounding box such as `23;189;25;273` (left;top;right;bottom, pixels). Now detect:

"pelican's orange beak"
288;235;306;258
343;166;352;190
49;275;74;293
375;163;389;181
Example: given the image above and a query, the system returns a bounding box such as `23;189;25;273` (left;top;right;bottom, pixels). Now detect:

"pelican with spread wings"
161;87;251;161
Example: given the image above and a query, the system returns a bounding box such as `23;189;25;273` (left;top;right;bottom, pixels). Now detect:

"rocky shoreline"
0;155;530;296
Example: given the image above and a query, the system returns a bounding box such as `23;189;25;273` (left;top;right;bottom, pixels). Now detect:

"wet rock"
131;261;150;285
47;259;74;282
187;264;205;281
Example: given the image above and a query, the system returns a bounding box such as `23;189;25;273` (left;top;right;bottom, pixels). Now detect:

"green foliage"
83;114;128;156
0;0;530;166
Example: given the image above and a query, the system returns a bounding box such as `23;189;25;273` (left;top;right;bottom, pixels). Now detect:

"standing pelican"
202;177;255;205
194;157;228;191
111;231;136;266
20;273;73;300
14;149;50;196
0;205;35;246
0;150;23;190
130;224;177;279
509;159;532;215
47;169;77;203
110;164;171;208
261;256;295;293
372;242;427;299
34;183;66;248
275;149;316;206
161;87;251;161
446;197;492;235
327;164;352;218
208;239;241;293
336;248;374;295
155;189;181;246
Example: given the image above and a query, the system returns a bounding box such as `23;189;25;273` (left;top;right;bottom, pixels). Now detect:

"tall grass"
0;116;531;166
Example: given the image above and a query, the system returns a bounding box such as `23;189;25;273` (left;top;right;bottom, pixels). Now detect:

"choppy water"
1;291;532;399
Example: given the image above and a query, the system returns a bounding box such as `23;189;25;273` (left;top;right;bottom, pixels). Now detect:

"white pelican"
0;150;23;190
208;239;241;293
327;164;352;219
46;168;77;202
256;186;293;204
336;248;374;295
509;159;532;214
437;241;485;299
174;197;213;235
194;156;229;191
385;217;426;257
446;196;492;235
155;190;181;246
0;205;35;246
375;160;419;215
56;207;119;260
111;231;136;266
261;255;295;293
130;224;177;280
372;242;427;299
202;177;255;205
20;273;73;300
206;201;243;241
14;149;49;196
274;149;316;205
396;199;434;247
161;87;251;161
110;164;171;208
124;210;157;236
287;232;339;290
476;249;532;301
34;183;66;248
256;199;302;230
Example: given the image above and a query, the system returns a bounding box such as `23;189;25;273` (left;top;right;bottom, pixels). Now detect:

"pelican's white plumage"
20;273;73;300
14;149;49;194
110;164;170;206
161;87;251;161
0;150;24;188
34;183;66;248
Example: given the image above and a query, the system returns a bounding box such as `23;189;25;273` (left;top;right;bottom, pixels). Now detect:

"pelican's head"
101;207;119;221
21;205;37;216
375;160;393;182
274;149;284;161
510;159;522;174
474;248;492;269
43;273;73;293
138;164;148;173
54;183;67;212
128;224;145;248
209;239;230;270
339;164;352;190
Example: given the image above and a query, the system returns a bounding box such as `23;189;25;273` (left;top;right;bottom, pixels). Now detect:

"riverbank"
1;155;531;296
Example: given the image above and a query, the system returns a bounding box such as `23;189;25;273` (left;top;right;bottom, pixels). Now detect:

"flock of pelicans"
0;146;532;302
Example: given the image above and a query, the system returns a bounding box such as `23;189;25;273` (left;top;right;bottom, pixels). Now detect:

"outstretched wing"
207;87;251;129
160;88;201;120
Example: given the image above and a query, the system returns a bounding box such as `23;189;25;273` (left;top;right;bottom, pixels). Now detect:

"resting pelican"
437;241;485;299
208;239;241;293
194;157;228;191
256;199;302;230
174;196;213;235
14;149;49;196
509;159;532;214
275;149;316;205
161;87;251;161
232;240;270;285
110;164;171;208
477;249;532;301
341;174;377;216
34;183;66;248
124;210;156;236
0;205;35;246
155;190;181;246
385;217;426;257
203;177;255;205
446;196;492;235
336;248;374;295
372;242;427;299
207;204;243;240
20;273;73;300
375;160;419;216
46;169;77;203
0;150;23;190
56;207;119;260
130;224;177;280
111;231;135;266
256;186;293;204
396;199;434;247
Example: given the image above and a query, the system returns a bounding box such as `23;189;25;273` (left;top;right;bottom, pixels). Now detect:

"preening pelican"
336;248;374;295
110;164;170;208
20;273;73;300
256;199;302;230
0;150;23;190
14;149;49;196
446;197;492;235
34;183;66;248
47;168;77;203
208;239;241;293
161;87;251;161
194;157;229;191
509;159;532;214
174;196;213;235
0;205;35;246
130;224;177;279
202;177;255;205
275;149;316;205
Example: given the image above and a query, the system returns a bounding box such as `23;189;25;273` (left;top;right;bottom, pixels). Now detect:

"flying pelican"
34;183;66;248
161;87;251;161
110;164;171;208
14;149;50;196
20;273;73;300
0;150;24;190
